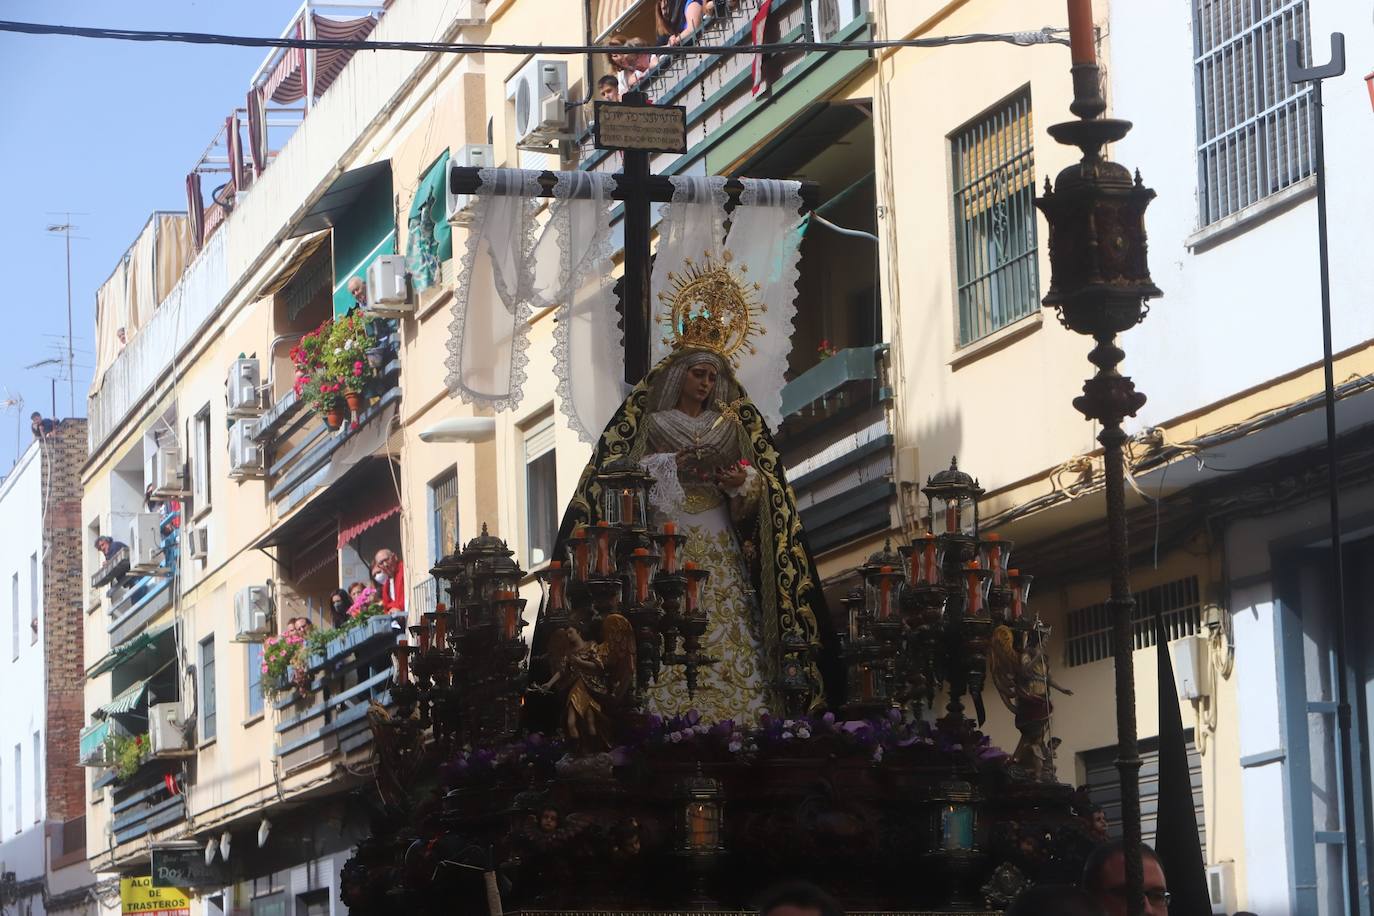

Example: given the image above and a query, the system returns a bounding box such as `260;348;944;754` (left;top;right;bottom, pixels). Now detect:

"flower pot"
325;407;344;430
345;391;364;412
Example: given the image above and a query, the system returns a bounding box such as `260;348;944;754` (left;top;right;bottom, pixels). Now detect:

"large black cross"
449;91;818;387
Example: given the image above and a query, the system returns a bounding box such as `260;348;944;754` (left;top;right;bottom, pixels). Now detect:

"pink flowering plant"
262;628;312;699
291;314;381;417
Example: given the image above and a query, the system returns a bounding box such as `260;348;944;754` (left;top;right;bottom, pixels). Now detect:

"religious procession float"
336;187;1105;911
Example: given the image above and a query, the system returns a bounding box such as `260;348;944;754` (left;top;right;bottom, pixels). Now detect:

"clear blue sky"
0;2;296;470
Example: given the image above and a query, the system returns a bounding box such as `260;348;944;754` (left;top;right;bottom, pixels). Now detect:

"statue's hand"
716;465;747;490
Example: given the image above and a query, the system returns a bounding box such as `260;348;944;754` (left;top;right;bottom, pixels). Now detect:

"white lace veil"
541;172;626;444
444;168;542;410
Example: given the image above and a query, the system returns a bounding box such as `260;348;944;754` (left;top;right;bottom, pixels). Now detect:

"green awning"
97;679;149;718
87;620;176;678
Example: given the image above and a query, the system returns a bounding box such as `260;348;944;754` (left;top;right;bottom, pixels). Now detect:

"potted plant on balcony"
324;312;380;415
106;732;150;781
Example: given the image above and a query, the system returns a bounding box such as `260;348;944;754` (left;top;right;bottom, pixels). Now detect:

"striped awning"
97;679;149;718
311;14;378;98
264;23;307;104
257;232;330;299
87;620;176;678
595;0;646;38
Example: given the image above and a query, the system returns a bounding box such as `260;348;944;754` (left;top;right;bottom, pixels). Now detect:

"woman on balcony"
655;0;705;45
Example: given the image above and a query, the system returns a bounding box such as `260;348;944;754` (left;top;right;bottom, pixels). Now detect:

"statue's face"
540;809;559;832
681;362;718;408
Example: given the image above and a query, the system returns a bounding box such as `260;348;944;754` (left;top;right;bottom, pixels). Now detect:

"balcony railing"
109;778;186;847
273;614;396;774
107;516;180;647
581;0;872;178
259;352;401;511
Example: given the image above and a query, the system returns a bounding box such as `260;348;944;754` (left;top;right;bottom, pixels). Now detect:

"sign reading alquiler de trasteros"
120;877;191;916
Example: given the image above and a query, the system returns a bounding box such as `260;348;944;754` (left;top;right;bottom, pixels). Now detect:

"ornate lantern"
674;764;725;907
923;459;984;560
565;525;595;583
596;458;655;530
1007;569;1033;622
923;778;986;909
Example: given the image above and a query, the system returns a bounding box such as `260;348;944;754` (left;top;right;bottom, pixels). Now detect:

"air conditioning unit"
227;358;262;418
228;419;264;480
187;525;209;562
454;0;486;25
152;442;188;499
1206;862;1235;915
149;702;193;757
365;255;413;317
446;144;494;227
234;585;274;641
128;513;164;574
507;58;570;150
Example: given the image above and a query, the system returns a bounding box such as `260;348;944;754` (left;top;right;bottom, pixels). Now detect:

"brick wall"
40;418;88;823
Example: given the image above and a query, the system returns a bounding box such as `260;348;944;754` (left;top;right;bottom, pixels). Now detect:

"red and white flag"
751;0;774;97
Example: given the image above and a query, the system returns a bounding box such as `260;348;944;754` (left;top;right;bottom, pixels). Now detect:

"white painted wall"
1109;0;1374;429
0;440;46;846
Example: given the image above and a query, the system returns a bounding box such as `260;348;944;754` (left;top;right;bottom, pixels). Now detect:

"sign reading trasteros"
120;877;190;916
593;101;688;154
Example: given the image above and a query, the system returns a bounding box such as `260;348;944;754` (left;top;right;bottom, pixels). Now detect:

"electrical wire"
0;19;1068;57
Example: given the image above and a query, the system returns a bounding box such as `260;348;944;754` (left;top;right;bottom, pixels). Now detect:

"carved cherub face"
539;808;559;833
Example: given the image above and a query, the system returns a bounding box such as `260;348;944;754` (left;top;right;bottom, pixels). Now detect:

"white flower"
694;724;709;735
872;747;885;763
669;731;683;743
781;731;794;740
797;727;812;739
333;347;343;355
727;740;743;753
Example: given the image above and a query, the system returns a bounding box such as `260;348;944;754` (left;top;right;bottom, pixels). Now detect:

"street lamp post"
1035;3;1162;914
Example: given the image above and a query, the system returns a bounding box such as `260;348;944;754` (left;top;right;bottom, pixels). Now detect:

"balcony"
90;546;131;590
109;778;187;847
254;346;400;513
273;614;396;774
107;516;180;647
581;0;873;179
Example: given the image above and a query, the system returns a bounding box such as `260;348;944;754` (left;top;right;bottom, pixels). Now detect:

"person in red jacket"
374;548;405;613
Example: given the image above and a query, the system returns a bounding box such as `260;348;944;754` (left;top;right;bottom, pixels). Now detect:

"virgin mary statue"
545;256;837;724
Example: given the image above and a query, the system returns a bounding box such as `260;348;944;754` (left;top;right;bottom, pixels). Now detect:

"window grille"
429;469;459;565
1064;576;1202;667
1194;0;1314;226
951;88;1038;346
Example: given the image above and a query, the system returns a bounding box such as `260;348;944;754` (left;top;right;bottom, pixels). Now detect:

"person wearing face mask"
374;548;405;613
328;588;352;628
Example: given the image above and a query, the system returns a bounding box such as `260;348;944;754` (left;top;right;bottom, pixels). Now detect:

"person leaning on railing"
655;0;715;45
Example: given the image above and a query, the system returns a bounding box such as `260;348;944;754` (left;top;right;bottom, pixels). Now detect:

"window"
192;406;212;512
429;468;460;565
950;88;1038;346
1064;576;1202;667
29;553;37;645
1194;0;1314;226
31;731;39;822
199;637;217;741
10;572;17;660
13;744;20;832
246;642;264;719
523;418;558;567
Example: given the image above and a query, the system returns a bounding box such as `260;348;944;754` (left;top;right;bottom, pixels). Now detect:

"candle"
434;609;447;647
620;488;635;525
878;566;894;619
1066;0;1096;66
595;521;611;575
394;639;409;685
662;523;678;573
632;547;650;602
922;535;937;584
548;562;566;610
663;522;677;534
945;502;957;534
965;565;983;616
684;562;700;611
416;622;431;653
688;802;715;848
502;600;520;641
572;525;589;580
986;534;1003;587
1009;569;1023;620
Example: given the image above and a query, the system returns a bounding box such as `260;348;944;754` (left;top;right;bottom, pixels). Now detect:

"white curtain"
541;172;625;444
444;169;542;411
726;178;804;429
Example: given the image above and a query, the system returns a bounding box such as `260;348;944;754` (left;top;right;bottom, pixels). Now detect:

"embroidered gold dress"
641;406;770;723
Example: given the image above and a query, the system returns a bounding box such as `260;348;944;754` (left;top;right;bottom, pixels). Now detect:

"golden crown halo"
657;249;767;365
